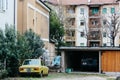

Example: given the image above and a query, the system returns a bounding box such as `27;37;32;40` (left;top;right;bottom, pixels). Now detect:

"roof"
60;46;120;51
46;0;118;5
37;0;51;11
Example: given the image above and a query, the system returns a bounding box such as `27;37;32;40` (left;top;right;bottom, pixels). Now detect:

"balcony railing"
65;36;75;41
88;35;101;40
65;25;76;30
66;13;75;18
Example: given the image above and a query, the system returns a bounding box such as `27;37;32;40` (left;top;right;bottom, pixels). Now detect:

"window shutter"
111;8;115;14
102;8;107;14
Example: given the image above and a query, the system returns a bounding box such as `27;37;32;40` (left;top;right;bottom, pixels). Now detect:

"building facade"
17;0;51;49
47;0;120;47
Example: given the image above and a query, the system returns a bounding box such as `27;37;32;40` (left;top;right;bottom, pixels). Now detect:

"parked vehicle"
19;59;49;77
81;58;98;71
49;55;61;72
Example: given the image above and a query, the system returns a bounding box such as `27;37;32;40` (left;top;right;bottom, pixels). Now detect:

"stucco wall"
76;5;88;46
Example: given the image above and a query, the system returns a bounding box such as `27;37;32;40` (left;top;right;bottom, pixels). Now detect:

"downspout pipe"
14;0;16;31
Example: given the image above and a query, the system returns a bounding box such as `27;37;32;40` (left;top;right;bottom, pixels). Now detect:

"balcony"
88;31;101;40
65;18;76;29
89;28;101;31
66;5;76;18
65;25;75;30
66;13;76;18
89;7;100;18
65;36;75;41
89;18;101;28
88;35;101;40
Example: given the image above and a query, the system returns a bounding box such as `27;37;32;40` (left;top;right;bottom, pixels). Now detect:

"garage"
60;47;120;73
65;51;99;72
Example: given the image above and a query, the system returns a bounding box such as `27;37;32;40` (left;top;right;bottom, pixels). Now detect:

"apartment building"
0;0;55;57
46;0;120;47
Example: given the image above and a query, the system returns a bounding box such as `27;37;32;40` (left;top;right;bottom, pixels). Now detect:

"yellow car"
19;59;49;77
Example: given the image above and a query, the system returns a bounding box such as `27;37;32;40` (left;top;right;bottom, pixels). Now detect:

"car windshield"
23;59;40;65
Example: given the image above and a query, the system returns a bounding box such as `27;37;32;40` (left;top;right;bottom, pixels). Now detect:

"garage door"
102;51;120;72
66;51;99;72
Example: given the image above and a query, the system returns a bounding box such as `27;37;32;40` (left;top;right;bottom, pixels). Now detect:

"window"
92;20;98;26
80;43;84;46
103;43;107;47
92;7;99;15
80;32;84;37
102;8;107;14
80;20;84;26
90;42;99;47
66;30;75;37
67;6;75;13
103;32;106;37
69;18;75;26
103;20;107;25
0;0;7;12
80;8;84;14
0;0;2;10
111;8;115;14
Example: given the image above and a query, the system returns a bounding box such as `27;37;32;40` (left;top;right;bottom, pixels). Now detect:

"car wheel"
46;73;49;76
40;71;43;77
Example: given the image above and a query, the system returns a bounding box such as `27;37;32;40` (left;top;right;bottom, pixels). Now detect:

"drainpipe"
14;0;16;30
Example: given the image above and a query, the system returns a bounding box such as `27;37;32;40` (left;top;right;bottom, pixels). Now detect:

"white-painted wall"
76;6;88;46
0;0;16;30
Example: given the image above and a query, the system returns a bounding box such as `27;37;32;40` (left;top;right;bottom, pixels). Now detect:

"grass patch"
107;78;116;80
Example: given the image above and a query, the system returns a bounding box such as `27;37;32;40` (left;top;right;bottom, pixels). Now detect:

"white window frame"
0;0;2;10
0;0;7;12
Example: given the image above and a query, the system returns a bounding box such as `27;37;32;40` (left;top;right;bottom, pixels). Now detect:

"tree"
102;14;120;46
4;25;19;76
24;29;44;58
50;10;64;54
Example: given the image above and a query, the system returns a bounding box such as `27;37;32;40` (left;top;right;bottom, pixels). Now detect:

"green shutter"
111;8;115;14
92;8;99;15
102;8;107;14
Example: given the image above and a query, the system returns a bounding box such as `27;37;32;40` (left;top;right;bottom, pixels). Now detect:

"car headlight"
34;67;39;70
19;68;24;71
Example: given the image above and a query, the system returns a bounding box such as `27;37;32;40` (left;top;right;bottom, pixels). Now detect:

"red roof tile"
47;0;117;5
